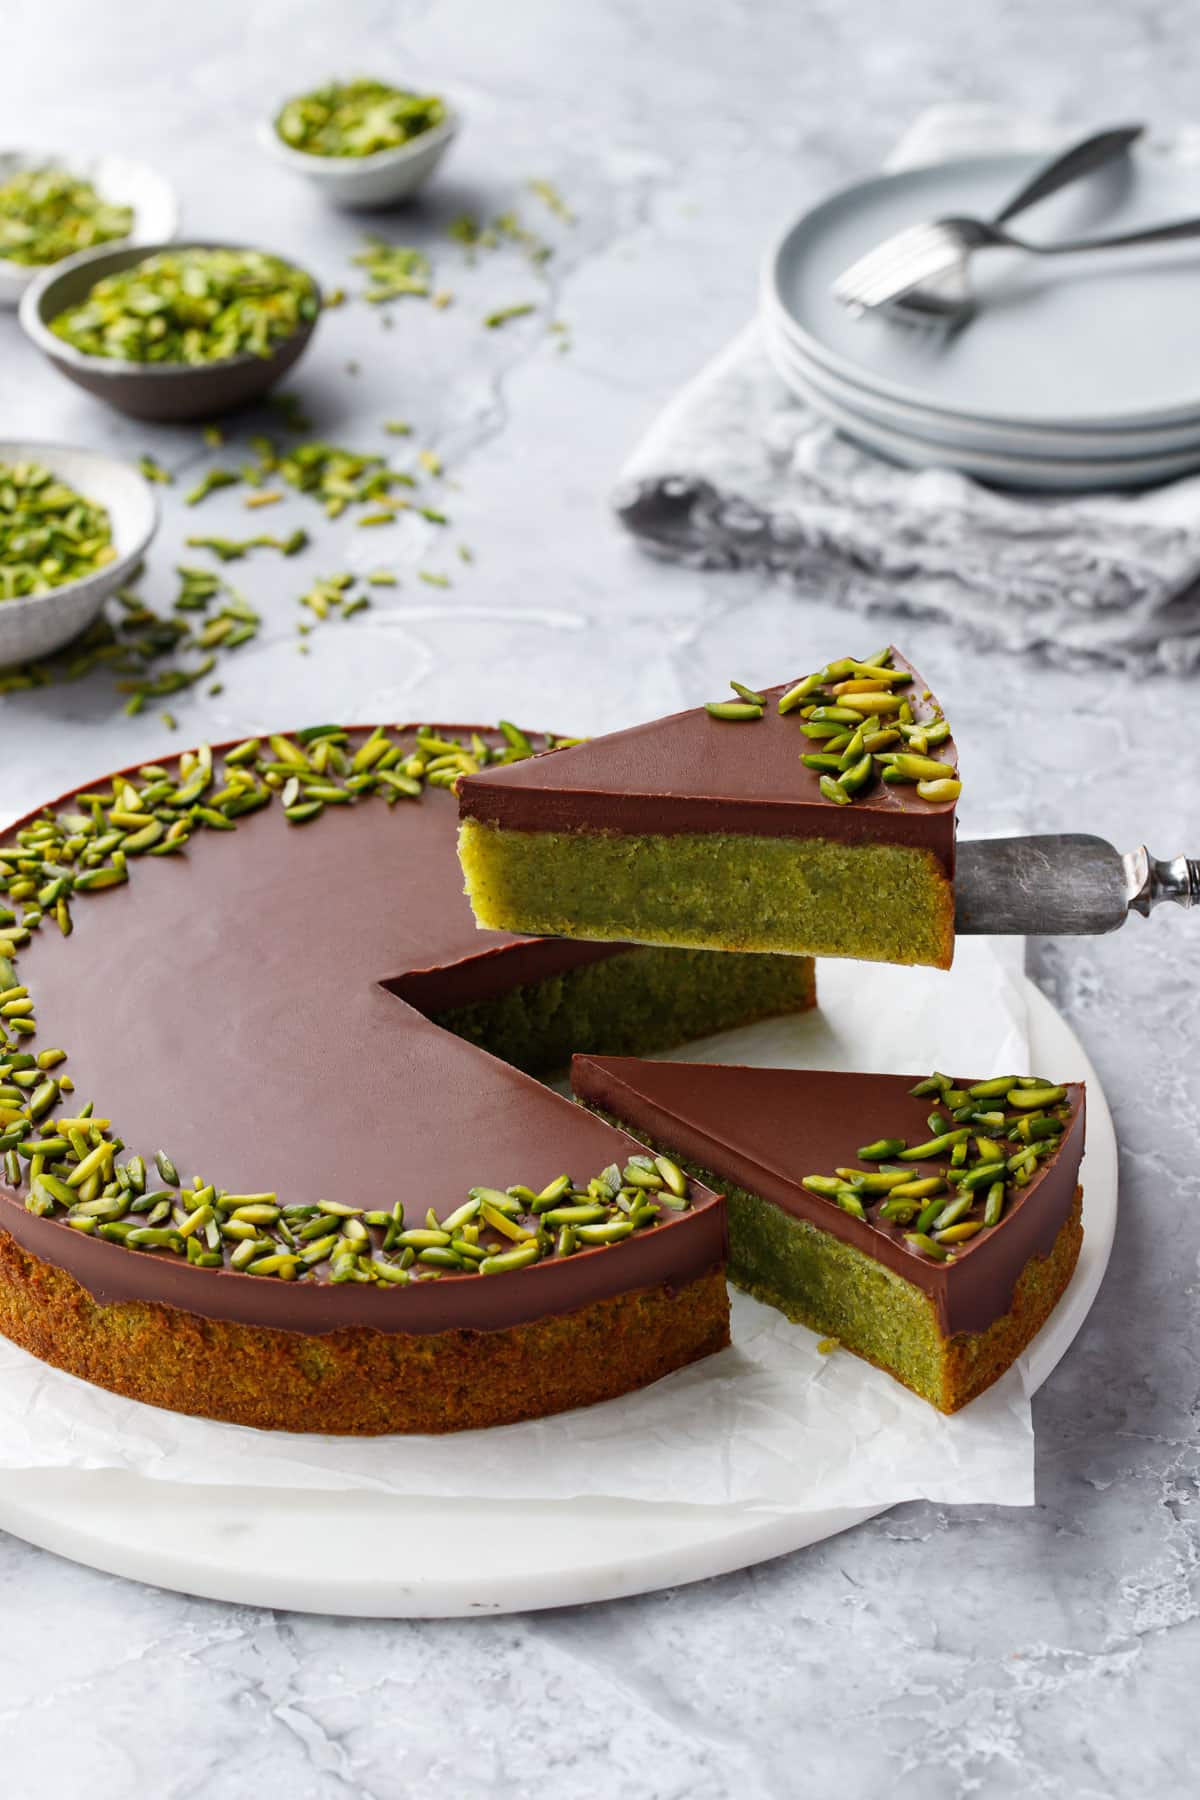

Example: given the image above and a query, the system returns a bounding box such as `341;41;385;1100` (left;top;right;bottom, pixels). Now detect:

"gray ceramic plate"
0;442;159;665
761;287;1200;459
766;148;1200;432
763;316;1200;492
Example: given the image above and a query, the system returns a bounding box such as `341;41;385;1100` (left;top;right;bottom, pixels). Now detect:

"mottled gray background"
1;2;1196;1795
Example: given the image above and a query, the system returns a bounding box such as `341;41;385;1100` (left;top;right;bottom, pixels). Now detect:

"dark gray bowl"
19;239;321;421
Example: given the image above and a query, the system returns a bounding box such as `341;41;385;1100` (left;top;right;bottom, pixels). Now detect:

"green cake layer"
458;820;954;968
590;1120;1081;1413
456;650;960;970
437;943;817;1076
584;1112;949;1400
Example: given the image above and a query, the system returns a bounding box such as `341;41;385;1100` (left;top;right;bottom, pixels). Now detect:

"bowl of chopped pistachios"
0;443;159;665
0;151;177;307
258;78;459;208
20;241;322;421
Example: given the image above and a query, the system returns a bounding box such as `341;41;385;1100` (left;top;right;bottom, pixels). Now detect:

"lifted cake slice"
457;648;959;968
572;1055;1085;1413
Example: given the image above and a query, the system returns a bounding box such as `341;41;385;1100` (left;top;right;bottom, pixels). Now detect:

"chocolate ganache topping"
0;727;725;1336
456;648;958;874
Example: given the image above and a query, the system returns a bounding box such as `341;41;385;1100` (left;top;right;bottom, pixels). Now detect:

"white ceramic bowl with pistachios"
0;151;178;307
0;443;160;667
257;82;459;208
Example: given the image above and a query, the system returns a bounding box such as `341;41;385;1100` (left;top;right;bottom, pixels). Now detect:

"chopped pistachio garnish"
449;214;482;249
275;79;447;159
448;208;553;271
0;166;132;267
60;563;264;715
268;392;312;434
184;528;307;562
800;1070;1072;1258
0;725;688;1288
49;248;319;365
705;701;762;722
708;649;962;808
352;238;431;303
185;468;241;507
299;573;359;620
483;302;536;329
268;439;415;516
0;460;116;600
138;455;173;486
527;178;576;224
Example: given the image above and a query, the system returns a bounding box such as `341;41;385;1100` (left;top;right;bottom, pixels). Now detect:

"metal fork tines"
830;124;1144;318
831;220;972;313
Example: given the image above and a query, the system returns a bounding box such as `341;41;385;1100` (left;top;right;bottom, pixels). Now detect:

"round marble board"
0;974;1114;1617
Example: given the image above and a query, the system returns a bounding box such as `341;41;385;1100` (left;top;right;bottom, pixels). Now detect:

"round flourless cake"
0;723;816;1434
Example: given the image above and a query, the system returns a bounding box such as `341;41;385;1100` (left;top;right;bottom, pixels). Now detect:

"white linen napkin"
616;104;1200;674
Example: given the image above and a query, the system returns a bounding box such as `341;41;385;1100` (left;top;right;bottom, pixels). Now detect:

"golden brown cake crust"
939;1186;1083;1412
0;1228;730;1435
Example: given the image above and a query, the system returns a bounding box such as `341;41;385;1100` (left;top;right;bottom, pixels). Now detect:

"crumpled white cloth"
616;104;1200;673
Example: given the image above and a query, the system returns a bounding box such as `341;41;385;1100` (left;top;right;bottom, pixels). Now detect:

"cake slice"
572;1056;1085;1413
457;647;959;968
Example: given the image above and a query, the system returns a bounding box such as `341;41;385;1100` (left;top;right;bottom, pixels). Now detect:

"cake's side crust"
938;1187;1082;1411
0;1228;730;1435
459;819;955;969
436;944;817;1076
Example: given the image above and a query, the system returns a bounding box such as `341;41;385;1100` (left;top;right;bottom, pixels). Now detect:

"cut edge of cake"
571;1054;1085;1413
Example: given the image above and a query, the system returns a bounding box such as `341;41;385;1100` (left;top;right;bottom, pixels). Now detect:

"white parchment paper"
0;939;1040;1513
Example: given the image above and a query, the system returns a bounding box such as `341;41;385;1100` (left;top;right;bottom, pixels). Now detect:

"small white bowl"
0;150;178;308
256;104;459;209
0;442;159;666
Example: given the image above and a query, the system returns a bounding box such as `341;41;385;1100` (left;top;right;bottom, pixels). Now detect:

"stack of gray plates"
761;150;1200;492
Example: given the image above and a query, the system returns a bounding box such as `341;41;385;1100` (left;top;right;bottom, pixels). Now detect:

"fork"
874;207;1200;322
832;125;1144;317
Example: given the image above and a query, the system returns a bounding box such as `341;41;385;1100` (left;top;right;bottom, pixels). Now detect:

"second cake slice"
572;1054;1086;1413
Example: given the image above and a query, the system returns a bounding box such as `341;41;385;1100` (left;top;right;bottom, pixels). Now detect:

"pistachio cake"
0;724;819;1435
457;647;959;968
572;1057;1085;1413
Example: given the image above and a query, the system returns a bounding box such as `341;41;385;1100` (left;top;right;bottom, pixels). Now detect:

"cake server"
955;835;1199;936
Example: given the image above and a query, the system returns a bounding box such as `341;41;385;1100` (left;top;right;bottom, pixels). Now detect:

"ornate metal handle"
1123;849;1200;917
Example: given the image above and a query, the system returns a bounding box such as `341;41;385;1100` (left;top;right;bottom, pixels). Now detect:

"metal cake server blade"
955;835;1199;936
